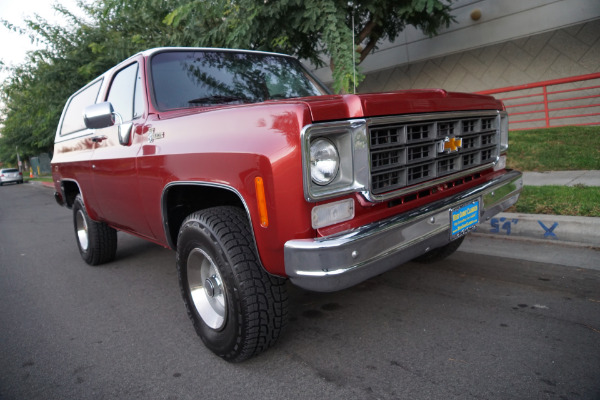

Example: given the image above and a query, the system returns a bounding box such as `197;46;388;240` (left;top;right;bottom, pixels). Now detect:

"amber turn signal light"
255;177;269;228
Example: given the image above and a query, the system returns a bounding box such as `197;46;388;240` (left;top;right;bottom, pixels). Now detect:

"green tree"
164;0;454;93
0;0;453;161
0;0;177;161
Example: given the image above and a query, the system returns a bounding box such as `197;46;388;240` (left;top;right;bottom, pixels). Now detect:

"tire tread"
178;206;288;362
73;195;117;266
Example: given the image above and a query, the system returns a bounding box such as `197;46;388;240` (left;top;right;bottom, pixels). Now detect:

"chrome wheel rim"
187;248;226;330
75;210;89;251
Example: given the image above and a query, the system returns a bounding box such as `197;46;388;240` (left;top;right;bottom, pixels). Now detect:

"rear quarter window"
60;79;103;136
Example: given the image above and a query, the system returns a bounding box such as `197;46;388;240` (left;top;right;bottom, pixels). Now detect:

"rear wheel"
413;236;465;264
177;206;288;362
73;194;117;265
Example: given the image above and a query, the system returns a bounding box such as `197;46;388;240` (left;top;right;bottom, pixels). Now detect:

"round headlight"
310;138;339;185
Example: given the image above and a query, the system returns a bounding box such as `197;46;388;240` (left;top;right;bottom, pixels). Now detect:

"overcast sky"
0;0;84;85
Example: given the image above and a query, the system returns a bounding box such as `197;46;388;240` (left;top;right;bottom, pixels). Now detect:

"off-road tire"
176;206;288;362
413;235;465;264
73;194;117;265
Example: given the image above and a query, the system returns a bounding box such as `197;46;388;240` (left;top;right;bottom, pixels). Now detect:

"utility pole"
16;146;22;172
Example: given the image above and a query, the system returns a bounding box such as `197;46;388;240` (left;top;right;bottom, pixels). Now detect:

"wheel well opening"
62;181;81;208
164;185;245;248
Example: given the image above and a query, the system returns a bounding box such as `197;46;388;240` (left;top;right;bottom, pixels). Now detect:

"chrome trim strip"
143;46;300;60
160;181;254;251
301;119;369;202
284;170;522;292
58;178;83;209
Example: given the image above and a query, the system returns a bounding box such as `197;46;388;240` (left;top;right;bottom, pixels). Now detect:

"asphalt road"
1;183;599;400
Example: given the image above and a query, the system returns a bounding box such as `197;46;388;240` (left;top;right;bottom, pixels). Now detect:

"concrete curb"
475;212;600;247
27;180;55;189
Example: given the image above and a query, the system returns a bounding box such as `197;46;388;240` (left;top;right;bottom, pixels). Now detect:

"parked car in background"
0;168;23;185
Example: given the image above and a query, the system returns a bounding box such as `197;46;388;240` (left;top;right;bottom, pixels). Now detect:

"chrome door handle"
91;135;108;143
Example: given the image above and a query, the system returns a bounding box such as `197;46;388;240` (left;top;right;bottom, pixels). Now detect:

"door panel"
91;60;154;238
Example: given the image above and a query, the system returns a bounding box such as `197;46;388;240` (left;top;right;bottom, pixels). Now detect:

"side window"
60;79;103;135
106;63;139;122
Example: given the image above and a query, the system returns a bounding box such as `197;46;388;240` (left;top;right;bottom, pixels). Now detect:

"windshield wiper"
188;95;247;105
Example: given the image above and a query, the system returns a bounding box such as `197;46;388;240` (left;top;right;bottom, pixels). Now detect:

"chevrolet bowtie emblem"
438;136;463;153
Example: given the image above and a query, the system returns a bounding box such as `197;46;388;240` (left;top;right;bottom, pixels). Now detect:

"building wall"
311;0;600;94
357;18;600;94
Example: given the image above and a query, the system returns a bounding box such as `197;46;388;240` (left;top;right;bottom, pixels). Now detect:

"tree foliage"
0;0;453;162
0;0;175;162
164;0;454;93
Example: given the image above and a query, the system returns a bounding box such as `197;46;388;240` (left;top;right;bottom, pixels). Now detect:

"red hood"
154;89;503;123
296;90;504;122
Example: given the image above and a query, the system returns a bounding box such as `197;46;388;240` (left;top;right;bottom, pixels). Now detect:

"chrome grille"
369;113;499;195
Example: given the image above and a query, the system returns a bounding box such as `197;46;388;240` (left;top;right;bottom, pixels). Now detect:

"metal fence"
477;72;600;130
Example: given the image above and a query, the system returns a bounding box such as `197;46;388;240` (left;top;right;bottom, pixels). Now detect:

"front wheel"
177;207;288;362
72;194;117;265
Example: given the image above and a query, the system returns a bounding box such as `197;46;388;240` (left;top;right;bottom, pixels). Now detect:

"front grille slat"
407;163;434;185
370;125;404;149
407;123;434;143
406;143;435;163
369;113;500;196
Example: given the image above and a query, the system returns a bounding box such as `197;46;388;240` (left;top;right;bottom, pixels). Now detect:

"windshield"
150;50;329;110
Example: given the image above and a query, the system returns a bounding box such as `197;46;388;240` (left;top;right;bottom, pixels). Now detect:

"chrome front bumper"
284;170;523;292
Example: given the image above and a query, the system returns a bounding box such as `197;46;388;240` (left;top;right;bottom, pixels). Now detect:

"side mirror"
84;101;133;146
83;102;115;129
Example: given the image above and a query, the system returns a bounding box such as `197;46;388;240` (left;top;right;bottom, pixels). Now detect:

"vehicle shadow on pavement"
100;232;174;269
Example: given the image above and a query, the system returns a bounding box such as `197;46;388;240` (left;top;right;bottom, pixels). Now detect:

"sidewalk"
476;170;600;247
522;170;600;187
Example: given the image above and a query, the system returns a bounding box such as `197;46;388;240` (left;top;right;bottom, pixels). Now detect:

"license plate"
450;199;480;239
